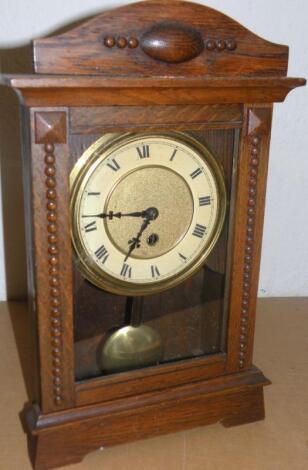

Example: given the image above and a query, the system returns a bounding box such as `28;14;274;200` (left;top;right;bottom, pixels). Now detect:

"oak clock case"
1;0;305;468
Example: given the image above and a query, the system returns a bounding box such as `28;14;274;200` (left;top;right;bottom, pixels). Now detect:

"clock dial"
71;133;226;295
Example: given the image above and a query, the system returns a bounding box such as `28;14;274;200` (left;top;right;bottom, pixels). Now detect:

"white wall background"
0;0;307;300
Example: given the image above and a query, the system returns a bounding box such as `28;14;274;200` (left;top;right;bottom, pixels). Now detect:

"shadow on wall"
0;45;33;300
0;14;96;300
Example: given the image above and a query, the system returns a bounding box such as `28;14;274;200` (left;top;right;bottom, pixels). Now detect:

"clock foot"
221;386;266;428
27;433;85;470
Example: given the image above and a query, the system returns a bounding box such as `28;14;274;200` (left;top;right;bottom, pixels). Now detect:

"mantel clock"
1;1;305;469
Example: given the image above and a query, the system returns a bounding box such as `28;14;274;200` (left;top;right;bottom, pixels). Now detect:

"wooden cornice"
1;75;305;106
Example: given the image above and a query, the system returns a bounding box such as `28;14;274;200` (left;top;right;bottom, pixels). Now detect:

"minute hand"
82;210;148;220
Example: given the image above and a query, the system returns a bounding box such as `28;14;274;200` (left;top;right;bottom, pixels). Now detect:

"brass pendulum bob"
100;296;163;374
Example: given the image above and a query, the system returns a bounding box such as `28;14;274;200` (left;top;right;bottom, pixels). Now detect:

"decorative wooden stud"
216;39;226;51
104;36;116;48
42;142;64;404
128;37;139;49
205;38;237;52
116;37;128;48
226;39;237;51
141;22;204;63
205;39;216;51
238;133;261;369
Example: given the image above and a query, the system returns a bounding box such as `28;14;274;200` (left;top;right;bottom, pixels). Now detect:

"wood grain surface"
1;1;305;468
33;0;289;77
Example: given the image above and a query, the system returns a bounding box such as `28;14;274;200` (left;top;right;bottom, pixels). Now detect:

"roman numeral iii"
137;145;150;159
199;196;211;206
192;224;206;238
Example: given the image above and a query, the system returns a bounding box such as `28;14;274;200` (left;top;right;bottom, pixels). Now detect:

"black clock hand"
82;210;148;220
124;217;152;262
124;207;159;262
82;207;159;221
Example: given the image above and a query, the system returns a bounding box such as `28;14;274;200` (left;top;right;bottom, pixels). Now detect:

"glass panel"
71;128;237;381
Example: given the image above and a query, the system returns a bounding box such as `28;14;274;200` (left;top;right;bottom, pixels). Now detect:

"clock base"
22;366;270;470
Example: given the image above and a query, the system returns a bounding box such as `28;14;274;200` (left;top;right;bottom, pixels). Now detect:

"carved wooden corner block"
247;108;272;136
35;112;67;144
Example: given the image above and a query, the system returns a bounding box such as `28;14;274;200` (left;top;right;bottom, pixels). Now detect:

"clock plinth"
24;367;269;470
1;1;304;469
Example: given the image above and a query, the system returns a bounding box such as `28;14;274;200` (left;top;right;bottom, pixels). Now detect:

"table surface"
1;298;307;470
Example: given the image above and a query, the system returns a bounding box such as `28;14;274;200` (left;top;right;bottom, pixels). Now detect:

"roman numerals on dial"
178;253;187;262
192;224;206;238
151;265;160;278
84;221;97;233
137;145;150;159
75;134;224;292
94;245;109;263
121;263;132;278
190;168;202;179
170;149;178;161
199;196;211;206
107;158;120;172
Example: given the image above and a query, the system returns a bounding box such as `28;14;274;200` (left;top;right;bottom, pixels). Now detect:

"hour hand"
124;217;151;261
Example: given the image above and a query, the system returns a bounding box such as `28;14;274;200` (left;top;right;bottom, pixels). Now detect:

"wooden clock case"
1;1;305;469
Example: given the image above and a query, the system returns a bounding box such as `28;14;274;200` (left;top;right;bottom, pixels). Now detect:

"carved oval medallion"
141;22;204;64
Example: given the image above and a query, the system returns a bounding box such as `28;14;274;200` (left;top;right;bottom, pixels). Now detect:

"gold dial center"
105;166;194;259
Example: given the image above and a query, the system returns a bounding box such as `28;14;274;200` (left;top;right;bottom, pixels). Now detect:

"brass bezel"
70;132;227;296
